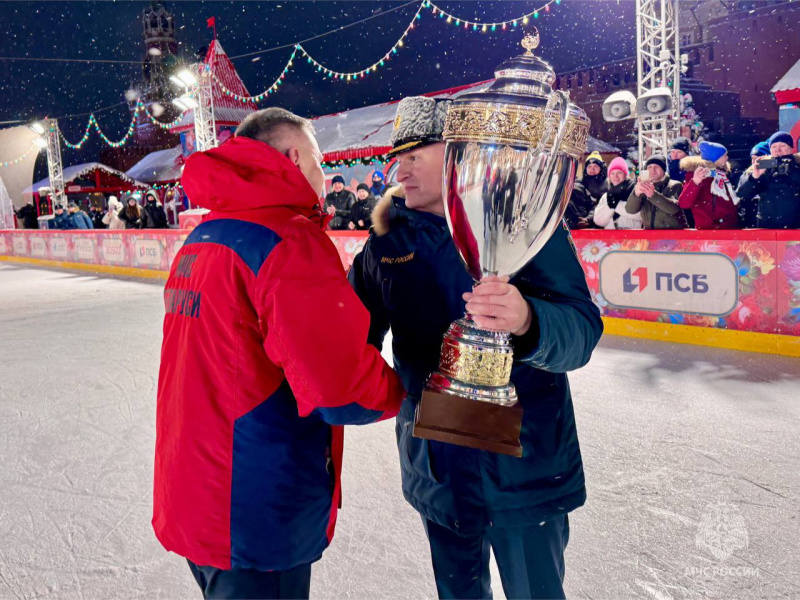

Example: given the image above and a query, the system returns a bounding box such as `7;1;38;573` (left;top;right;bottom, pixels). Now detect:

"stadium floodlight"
176;69;198;87
178;95;199;110
29;121;46;135
172;98;188;111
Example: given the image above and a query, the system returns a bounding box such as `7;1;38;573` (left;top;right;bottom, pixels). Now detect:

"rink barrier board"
2;228;799;357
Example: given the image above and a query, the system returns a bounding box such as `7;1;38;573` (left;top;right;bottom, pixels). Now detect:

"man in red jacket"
153;108;405;599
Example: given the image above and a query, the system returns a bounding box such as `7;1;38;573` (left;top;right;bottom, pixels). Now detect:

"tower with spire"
141;0;179;96
101;1;182;172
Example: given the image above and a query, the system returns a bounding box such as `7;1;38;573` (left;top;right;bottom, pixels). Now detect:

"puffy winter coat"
593;180;641;230
565;179;605;229
349;189;603;536
118;205;142;229
102;198;126;230
53;211;74;230
626;175;686;229
15;203;39;229
324;189;355;230
71;210;94;230
350;195;377;231
154;137;404;572
736;154;800;229
141;200;169;229
678;157;739;230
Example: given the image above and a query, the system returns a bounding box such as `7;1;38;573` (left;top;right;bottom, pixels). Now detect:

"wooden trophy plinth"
414;389;524;457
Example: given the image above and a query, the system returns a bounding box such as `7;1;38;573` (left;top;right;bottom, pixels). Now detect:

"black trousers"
422;515;570;600
187;560;312;600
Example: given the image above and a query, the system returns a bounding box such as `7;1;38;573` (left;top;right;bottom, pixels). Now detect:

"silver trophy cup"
413;31;590;456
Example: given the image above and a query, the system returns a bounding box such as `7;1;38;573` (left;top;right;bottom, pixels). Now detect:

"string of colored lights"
321;155;388;170
0;143;40;168
425;0;559;30
210;0;559;102
43;0;563;144
60;100;189;149
213;47;298;103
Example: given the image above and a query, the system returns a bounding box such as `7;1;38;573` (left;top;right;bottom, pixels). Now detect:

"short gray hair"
235;108;314;150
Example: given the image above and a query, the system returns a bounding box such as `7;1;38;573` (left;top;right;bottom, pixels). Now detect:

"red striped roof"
170;39;257;132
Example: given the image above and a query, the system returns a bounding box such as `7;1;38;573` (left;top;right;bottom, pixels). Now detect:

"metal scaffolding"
192;63;217;152
636;0;681;158
44;118;66;210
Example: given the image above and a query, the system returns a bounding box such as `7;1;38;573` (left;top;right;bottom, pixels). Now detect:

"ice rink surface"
0;263;799;600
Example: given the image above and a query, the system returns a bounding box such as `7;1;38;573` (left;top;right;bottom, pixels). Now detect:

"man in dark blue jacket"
349;96;603;600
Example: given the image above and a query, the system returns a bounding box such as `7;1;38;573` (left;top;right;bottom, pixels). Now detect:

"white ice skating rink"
1;263;799;599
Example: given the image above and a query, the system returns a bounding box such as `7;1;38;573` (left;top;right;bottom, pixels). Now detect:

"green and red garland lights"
59;98;191;150
213;0;560;103
41;0;562;153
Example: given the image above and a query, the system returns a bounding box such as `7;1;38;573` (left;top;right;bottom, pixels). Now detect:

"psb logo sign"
600;251;738;316
75;237;95;261
30;237;47;258
134;239;162;266
102;238;125;263
13;236;27;255
50;237;68;259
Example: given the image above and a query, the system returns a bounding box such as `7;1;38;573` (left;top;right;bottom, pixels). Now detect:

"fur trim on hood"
372;185;404;236
680;156;731;173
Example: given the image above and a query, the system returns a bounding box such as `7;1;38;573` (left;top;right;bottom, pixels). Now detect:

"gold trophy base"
414;390;523;457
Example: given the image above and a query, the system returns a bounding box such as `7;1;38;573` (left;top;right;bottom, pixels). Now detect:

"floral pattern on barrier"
572;235;788;335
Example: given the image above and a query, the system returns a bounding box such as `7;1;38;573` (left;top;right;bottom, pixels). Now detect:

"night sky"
1;1;635;159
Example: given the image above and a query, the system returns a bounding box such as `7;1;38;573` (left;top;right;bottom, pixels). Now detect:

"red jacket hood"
181;137;322;217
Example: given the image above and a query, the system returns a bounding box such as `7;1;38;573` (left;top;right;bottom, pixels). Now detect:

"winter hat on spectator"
585;151;605;169
331;175;345;185
768;131;795;150
607;157;629;178
750;141;771;157
645;155;667;172
68;202;79;210
670;136;692;154
698;141;728;164
357;183;371;193
371;170;385;181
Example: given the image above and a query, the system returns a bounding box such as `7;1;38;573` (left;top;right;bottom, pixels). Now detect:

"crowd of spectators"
565;131;800;231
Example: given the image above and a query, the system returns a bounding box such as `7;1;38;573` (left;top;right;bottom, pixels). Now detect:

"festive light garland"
213;47;298;102
0;143;40;168
426;0;558;29
45;0;564;147
321;155;388;169
60;99;190;149
209;0;559;103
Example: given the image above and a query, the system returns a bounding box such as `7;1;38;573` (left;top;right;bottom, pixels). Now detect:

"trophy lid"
442;29;589;156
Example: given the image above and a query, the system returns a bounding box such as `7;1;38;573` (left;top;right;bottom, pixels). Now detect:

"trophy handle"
509;91;571;241
523;90;571;223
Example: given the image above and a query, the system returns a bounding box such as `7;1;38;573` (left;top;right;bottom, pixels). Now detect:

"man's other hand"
463;275;533;336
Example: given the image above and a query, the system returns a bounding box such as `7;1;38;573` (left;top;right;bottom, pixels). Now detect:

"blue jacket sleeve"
348;236;391;351
510;223;603;373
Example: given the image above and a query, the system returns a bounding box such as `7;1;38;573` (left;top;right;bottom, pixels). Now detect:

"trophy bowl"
413;30;590;457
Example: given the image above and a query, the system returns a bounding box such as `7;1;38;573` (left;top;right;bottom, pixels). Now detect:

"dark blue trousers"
187;560;312;599
422;515;569;600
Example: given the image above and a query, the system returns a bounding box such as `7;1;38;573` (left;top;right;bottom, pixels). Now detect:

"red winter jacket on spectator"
153;137;404;572
678;157;739;230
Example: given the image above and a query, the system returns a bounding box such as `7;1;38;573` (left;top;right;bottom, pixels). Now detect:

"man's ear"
286;147;301;166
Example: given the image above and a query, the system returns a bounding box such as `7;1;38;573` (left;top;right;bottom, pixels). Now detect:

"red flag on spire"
206;16;215;28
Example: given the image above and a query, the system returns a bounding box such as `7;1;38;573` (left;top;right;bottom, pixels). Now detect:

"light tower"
635;0;682;158
32;119;66;210
602;0;685;160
